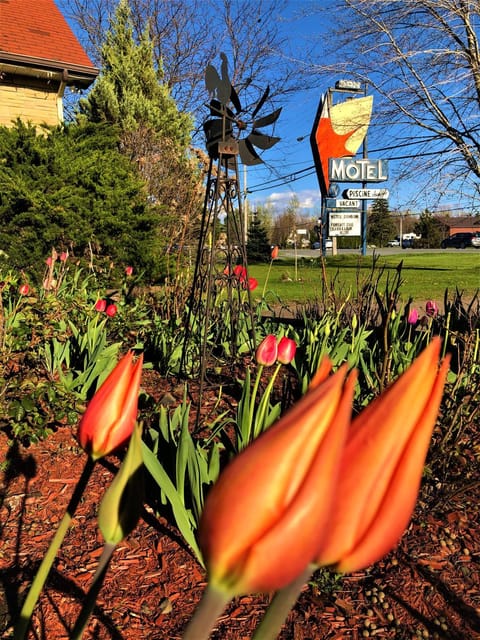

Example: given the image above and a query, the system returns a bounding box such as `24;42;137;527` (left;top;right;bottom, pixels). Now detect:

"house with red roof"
0;0;98;127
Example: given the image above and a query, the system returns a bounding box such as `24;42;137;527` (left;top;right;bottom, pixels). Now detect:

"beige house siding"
0;76;64;127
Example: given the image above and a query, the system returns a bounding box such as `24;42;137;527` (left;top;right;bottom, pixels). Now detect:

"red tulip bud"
277;336;296;364
255;334;278;366
106;303;117;317
19;284;30;296
77;352;143;460
95;299;107;312
125;266;133;276
271;245;279;259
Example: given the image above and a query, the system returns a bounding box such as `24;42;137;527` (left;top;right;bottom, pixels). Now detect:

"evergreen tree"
78;0;191;148
367;199;396;247
414;210;444;248
247;213;271;262
0;121;165;280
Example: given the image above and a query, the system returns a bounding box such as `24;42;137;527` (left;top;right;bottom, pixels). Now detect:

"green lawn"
249;252;480;305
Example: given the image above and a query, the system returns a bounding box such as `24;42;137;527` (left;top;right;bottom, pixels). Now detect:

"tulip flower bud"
77;352;143;460
106;303;117;317
98;422;144;545
315;338;449;573
255;334;278;366
271;245;279;259
277;336;296;364
407;308;419;325
95;299;107;312
199;363;357;596
19;284;30;296
125;266;133;276
425;300;438;317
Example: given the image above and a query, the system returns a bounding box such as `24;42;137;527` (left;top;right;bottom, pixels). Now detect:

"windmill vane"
203;53;281;165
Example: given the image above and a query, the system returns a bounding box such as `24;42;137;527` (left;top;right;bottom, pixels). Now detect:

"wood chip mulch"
1;382;480;640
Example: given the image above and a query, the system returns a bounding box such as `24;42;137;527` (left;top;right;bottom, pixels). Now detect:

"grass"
249;252;480;305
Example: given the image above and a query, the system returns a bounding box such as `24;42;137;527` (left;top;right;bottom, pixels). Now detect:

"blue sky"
61;0;477;219
242;1;478;219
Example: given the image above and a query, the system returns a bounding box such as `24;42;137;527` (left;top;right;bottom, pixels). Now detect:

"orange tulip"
315;337;450;573
198;361;357;596
77;351;143;460
271;245;279;259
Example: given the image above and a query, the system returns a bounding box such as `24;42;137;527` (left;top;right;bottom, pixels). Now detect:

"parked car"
402;238;415;249
472;232;480;248
440;232;476;249
312;239;333;250
387;239;400;247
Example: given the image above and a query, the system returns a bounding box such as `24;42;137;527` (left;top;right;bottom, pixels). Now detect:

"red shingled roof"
0;0;97;73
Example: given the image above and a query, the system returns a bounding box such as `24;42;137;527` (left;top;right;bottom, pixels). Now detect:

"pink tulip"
425;300;438;317
59;252;68;262
77;352;143;460
315;338;449;573
198;362;356;595
277;336;296;364
255;335;278;366
19;284;30;296
407;308;419;324
125;266;133;276
106;303;117;317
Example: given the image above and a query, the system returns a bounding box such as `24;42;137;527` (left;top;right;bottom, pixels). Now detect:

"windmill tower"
181;54;281;383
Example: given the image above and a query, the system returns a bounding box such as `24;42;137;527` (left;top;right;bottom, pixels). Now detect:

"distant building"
437;215;480;236
0;0;98;127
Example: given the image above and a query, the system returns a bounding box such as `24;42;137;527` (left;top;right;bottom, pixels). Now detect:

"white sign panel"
329;158;388;182
344;188;389;199
336;199;360;208
329;212;361;237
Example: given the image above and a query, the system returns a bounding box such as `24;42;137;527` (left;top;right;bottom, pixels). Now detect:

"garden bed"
1;368;479;640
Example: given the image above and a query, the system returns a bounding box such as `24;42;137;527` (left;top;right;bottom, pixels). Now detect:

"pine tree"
78;0;191;148
247;214;271;263
367;199;396;247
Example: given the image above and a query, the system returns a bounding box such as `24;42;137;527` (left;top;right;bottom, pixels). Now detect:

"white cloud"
258;188;322;214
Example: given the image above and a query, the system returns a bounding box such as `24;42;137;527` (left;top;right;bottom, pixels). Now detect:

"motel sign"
329;158;388;182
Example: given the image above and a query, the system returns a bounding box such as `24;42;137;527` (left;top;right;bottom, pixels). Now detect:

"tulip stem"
248;364;264;439
70;542;116;640
14;456;96;640
251;565;315;640
182;585;231;640
254;362;281;439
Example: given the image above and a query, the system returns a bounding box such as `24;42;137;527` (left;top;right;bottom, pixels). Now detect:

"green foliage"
247;215;271;262
0;121;166;281
143;390;224;564
367;199;396;246
414;209;445;247
78;0;192;147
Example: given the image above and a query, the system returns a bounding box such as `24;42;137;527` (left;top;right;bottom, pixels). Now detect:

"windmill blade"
238;138;263;165
251;85;270;119
230;83;242;113
247;132;280;150
253;107;282;129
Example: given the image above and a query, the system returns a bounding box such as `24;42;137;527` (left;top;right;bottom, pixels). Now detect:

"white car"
472;232;480;248
387;239;400;247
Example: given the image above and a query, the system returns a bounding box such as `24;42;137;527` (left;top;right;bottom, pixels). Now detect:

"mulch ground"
1;370;480;640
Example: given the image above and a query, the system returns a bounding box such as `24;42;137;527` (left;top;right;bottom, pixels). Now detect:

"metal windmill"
181;54;281;383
